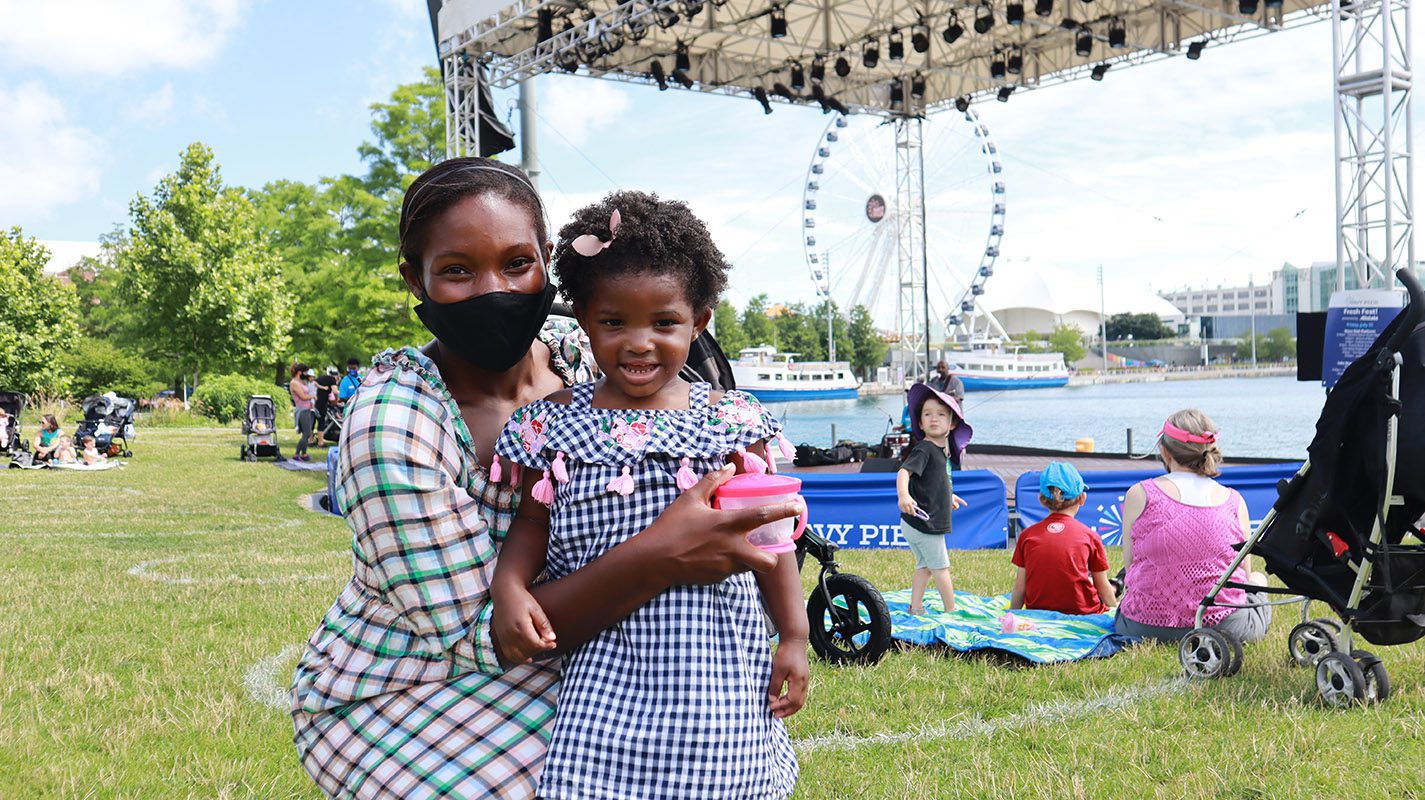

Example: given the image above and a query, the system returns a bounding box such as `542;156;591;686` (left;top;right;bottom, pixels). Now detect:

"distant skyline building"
1159;260;1382;318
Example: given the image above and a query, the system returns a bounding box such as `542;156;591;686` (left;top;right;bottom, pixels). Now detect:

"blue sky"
2;0;1412;323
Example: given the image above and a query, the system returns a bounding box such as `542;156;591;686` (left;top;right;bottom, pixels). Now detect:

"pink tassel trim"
488;456;502;483
531;470;555;505
551;451;569;483
675;457;699;491
607;466;635;496
738;447;768;475
508;463;522;486
775;433;796;461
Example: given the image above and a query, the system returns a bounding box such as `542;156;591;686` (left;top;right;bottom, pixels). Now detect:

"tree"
712;300;748;356
846;304;887;378
59;339;163;401
1048;323;1087;365
812;300;855;364
773;303;825;361
1106;312;1173;341
741;294;778;349
1235;334;1267;362
119;143;293;397
0;228;80;396
1264;327;1296;361
358;66;446;197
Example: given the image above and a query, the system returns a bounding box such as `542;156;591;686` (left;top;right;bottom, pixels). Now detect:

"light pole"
1098;265;1110;372
1249;273;1258;368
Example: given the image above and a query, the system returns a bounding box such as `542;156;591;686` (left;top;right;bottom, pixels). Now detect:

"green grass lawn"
2;428;1423;798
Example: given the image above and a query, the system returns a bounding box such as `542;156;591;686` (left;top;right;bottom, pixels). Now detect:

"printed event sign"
798;470;1010;550
1322;289;1405;388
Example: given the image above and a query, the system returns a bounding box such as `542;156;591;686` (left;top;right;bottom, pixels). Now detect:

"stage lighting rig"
863;39;879;68
1075;26;1092;56
1108;18;1126;48
810;56;825;81
1090;62;1109;80
770;5;787;38
754;86;773;113
834;55;851;77
997;85;1014;102
888;28;904;60
650;60;669;90
974;3;994;34
943;13;964;43
1186;39;1207;59
1007;2;1024;25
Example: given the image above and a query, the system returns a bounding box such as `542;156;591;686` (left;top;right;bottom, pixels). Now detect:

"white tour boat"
731;346;861;402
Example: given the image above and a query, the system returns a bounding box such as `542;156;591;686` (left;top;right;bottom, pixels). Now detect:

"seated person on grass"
1010;462;1117;615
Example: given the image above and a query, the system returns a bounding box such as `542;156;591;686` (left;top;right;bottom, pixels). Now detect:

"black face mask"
413;280;556;372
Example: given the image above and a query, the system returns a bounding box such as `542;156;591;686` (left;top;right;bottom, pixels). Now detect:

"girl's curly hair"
552;190;729;312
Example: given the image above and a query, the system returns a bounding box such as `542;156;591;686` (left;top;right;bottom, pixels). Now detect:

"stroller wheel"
121;450;132;458
1350;650;1391;704
1289;621;1338;667
1223;630;1245;677
1315;651;1367;707
1178;628;1233;679
806;573;893;666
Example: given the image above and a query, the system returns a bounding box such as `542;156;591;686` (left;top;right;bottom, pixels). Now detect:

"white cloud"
537;77;634;148
0;82;105;219
0;0;249;76
126;83;176;123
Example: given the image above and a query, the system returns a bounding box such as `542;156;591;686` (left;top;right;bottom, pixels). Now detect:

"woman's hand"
641;464;791;584
767;639;809;719
492;585;556;666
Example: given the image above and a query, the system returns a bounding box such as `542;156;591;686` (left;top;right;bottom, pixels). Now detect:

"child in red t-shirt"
1010;462;1117;615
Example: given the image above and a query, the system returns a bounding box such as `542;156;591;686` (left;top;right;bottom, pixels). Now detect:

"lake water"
766;377;1326;460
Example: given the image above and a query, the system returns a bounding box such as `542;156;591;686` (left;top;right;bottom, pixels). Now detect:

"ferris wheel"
801;110;1009;345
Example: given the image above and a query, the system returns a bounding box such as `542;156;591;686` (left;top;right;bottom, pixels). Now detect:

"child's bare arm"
896;469;919;515
757;553;809;718
1092;570;1118;608
1009;567;1027;610
490;470;555;665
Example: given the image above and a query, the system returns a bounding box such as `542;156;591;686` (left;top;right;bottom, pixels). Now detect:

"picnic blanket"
883;589;1126;664
273;458;329;472
50;460;124;471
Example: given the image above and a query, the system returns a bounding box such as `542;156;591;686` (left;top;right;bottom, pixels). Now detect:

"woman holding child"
289;159;800;799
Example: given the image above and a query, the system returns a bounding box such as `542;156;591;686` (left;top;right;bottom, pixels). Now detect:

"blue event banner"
1322;289;1404;388
1014;462;1303;545
797;470;1010;550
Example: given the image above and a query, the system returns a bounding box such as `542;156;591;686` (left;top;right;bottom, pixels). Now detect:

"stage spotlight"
772;82;797;101
676;41;691;73
1108;17;1125;48
835;55;851;77
954;96;970;112
912;24;930;53
828;95;850;114
810;56;825;81
1075;26;1092;57
1239;0;1259;13
990;50;1006;79
1264;0;1283;7
680;0;705;18
974;3;994;34
863;39;879;68
811;83;832;113
537;8;554;43
654;6;680;28
997;85;1014;102
671;69;695;88
1007;47;1022;75
627;16;649;41
1007;2;1024;25
1186;39;1207;59
770;6;787;38
910;73;926;99
650;60;669;90
889;82;904;110
790;62;805;90
598;28;625;54
1035;0;1053;16
888;28;904;60
754;86;773;113
1090;62;1109;81
943;14;964;43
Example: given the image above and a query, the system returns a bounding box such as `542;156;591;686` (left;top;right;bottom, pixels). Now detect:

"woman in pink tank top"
1115;409;1273;644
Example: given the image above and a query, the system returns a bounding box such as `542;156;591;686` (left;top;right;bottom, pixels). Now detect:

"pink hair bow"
571;209;621;257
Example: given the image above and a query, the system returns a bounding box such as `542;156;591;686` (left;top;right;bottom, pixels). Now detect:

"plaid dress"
495;382;798;800
289;320;594;800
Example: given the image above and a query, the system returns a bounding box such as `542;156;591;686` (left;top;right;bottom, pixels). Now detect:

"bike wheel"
806;573;892;665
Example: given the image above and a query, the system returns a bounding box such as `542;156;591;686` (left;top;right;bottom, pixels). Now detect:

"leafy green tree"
773;303;825;361
119;142;293;397
712;300;748;356
1106;312;1173;341
812;300;855;364
358;66;446;196
0;228;80;396
1049;323;1087;364
846;304;887;378
1263;327;1296;361
1235;334;1267;362
59;339;163;401
741;294;778;349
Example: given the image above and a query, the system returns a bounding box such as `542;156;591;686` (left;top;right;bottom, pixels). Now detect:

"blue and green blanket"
882;590;1125;664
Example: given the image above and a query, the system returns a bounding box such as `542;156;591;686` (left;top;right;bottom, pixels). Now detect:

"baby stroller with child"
74;393;136;458
1179;267;1425;706
240;395;283;462
0;391;27;456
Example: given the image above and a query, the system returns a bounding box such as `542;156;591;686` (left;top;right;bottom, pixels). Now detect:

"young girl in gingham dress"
491;191;806;800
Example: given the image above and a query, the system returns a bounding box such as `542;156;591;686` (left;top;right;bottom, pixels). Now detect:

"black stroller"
241;395;282;461
74;394;136;457
1180;267;1425;706
0;390;27;456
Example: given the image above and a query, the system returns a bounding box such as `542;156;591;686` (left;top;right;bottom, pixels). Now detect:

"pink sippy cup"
712;473;809;553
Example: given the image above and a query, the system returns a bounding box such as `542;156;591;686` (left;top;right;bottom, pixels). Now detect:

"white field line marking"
243;644;304;711
127;556;337;586
795;678;1188;753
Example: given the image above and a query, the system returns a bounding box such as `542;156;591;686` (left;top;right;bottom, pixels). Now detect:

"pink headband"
1161;421;1217;445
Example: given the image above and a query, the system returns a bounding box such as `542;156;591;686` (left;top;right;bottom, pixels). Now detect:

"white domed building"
974;261;1186;338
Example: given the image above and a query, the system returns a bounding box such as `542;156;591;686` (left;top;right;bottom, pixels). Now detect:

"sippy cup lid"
714;472;803;499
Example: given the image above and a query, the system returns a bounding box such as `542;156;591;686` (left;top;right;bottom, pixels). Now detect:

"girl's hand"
951;494;968;509
767;639;809;718
643;465;792;584
492;586;556;665
897;495;921;516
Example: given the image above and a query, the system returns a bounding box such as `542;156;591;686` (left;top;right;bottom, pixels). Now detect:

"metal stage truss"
433;0;1413;377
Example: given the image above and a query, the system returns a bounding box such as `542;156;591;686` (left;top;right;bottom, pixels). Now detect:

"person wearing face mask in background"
288;363;317;462
288;158;798;800
337;358;363;406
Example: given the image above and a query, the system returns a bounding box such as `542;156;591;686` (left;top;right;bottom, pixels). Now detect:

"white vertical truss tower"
895;115;930;382
1333;0;1416;289
444;53;482;157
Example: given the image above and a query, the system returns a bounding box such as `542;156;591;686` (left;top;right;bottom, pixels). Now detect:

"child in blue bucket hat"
897;383;972;615
1009;461;1118;615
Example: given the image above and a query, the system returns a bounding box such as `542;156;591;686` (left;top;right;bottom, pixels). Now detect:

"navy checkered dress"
495;382;797;800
